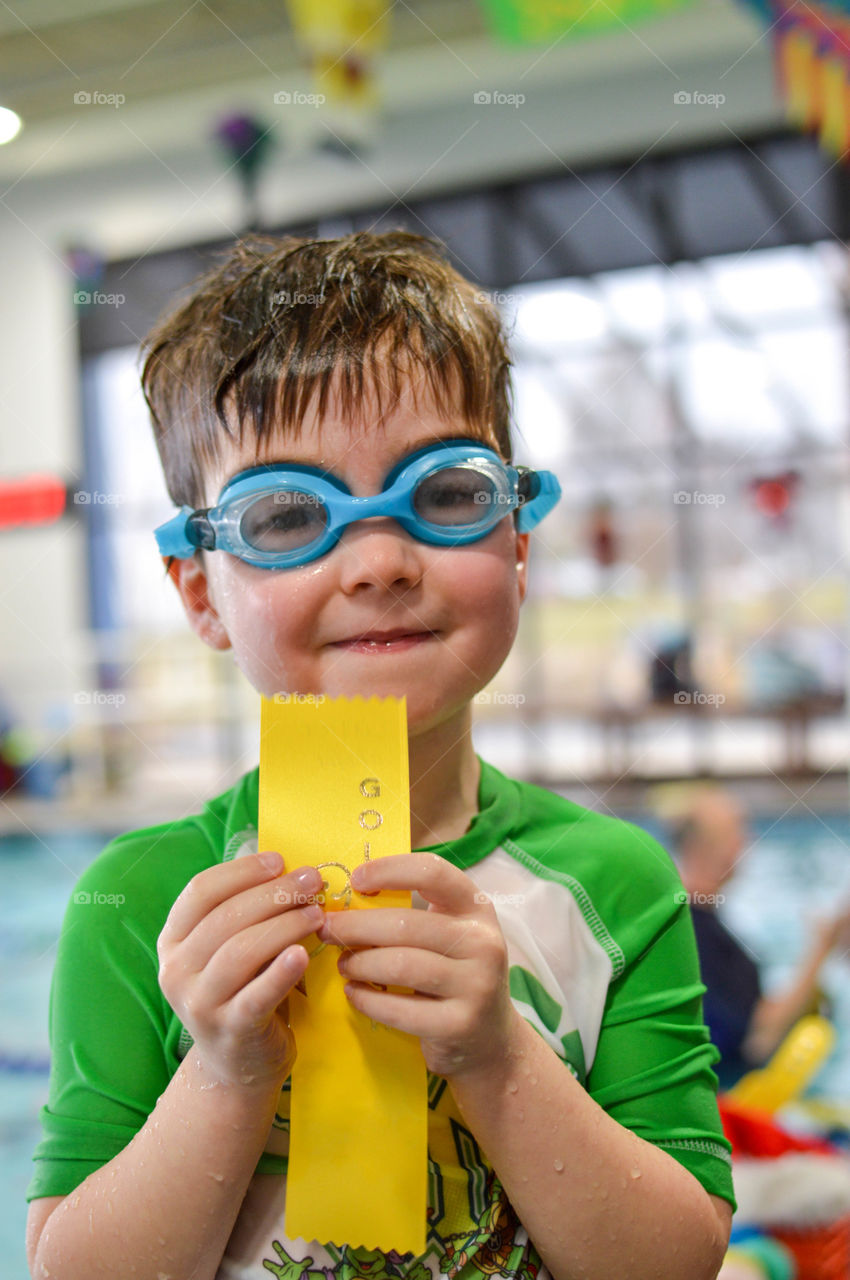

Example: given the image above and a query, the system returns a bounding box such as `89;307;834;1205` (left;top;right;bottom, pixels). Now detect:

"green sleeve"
586;845;735;1209
26;831;199;1200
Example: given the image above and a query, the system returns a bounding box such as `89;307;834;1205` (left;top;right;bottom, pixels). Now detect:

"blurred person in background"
673;786;850;1090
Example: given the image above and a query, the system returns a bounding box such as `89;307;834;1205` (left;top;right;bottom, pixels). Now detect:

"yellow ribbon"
258;693;427;1254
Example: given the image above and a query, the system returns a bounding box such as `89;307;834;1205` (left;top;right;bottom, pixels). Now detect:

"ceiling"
0;0;785;256
0;0;487;127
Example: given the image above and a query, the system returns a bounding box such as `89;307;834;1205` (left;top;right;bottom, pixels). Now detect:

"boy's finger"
338;944;454;997
161;854;313;947
230;945;309;1026
318;904;474;957
350;853;481;916
203;905;323;1007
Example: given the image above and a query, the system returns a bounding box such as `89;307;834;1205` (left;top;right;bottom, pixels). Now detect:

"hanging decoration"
282;0;392;148
212;113;275;230
748;470;799;528
66;244;105;310
737;0;850;158
586;497;618;568
477;0;696;43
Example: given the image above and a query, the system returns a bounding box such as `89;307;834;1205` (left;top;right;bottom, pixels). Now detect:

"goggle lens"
412;465;497;528
240;490;328;553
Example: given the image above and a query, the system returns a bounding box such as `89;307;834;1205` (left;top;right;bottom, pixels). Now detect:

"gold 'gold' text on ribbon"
258;693;427;1254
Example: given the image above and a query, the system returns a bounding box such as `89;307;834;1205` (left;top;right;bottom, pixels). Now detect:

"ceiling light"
0;107;22;145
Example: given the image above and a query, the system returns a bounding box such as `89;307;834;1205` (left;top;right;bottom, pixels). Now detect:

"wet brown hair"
140;230;514;520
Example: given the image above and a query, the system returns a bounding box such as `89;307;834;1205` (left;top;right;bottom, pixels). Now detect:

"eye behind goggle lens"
413;466;504;528
240;490;328;553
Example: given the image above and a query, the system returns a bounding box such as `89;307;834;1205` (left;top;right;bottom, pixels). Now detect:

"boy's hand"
316;853;517;1079
157;853;325;1089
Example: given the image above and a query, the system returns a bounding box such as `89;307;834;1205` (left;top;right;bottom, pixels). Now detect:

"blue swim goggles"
154;438;561;570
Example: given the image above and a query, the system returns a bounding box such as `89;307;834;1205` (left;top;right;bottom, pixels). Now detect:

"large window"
80;239;849;787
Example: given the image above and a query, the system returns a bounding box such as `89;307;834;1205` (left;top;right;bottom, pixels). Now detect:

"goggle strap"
517;471;561;532
187;510;217;551
154;507;197;558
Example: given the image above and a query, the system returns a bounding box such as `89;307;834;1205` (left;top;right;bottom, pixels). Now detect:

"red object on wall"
0;474;67;530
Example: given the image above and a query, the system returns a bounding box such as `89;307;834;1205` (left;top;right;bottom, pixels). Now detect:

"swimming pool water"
4;812;850;1277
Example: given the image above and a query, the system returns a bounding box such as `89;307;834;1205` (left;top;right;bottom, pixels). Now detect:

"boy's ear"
515;531;530;603
164;555;231;651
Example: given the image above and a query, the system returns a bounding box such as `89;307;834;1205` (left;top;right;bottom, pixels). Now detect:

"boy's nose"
336;517;425;594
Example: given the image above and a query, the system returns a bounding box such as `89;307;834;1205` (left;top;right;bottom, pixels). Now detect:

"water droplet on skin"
630;1167;642;1179
506;1080;518;1094
208;1172;225;1182
553;1158;565;1173
529;1075;538;1086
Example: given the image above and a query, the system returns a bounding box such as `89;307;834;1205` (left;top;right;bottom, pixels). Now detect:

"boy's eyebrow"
216;431;491;494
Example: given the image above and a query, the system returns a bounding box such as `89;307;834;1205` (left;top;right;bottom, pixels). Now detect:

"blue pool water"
4;812;850;1277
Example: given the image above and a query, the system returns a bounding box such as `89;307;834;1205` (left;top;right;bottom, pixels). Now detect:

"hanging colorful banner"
258;692;427;1255
477;0;697;44
738;0;850;158
283;0;391;114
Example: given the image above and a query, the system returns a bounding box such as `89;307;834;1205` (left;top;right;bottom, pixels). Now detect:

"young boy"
27;231;734;1280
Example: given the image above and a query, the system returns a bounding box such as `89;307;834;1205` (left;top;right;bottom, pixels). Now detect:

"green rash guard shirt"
28;757;734;1279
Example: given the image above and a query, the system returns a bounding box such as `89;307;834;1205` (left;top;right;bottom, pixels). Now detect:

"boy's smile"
168;377;529;743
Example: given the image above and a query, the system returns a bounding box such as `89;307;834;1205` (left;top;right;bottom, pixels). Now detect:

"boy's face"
168;376;529;740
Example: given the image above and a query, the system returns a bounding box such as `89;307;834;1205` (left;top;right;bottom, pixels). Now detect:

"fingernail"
258;851;283;874
296;867;320;888
351;867;376;894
